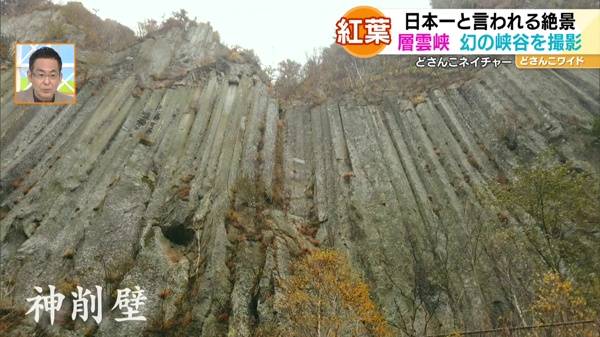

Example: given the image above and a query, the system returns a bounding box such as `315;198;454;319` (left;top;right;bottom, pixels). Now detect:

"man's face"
27;58;62;101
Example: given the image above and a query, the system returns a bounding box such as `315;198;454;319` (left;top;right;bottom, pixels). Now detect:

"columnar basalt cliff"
1;3;599;337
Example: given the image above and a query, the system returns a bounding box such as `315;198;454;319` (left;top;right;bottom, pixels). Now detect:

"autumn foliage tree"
136;19;159;38
273;59;302;101
491;152;600;312
276;249;392;337
529;271;597;337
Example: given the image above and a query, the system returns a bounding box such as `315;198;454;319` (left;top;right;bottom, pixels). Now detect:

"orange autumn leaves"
532;271;595;322
528;271;597;337
278;250;391;337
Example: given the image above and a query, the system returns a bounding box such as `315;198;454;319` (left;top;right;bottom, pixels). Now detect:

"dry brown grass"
410;94;427;106
136;132;154;146
158;288;173;299
0;307;25;335
225;209;242;225
9;177;23;189
176;184;191;201
57;277;79;294
180;174;195;184
467;153;481;170
62;248;75;259
164;244;183;263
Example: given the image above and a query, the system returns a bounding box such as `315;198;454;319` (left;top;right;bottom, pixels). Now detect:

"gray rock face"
1;9;599;337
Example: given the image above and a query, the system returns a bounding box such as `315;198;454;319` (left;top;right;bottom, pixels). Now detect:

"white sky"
55;1;431;68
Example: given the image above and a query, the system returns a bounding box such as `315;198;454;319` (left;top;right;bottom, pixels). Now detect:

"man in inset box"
15;47;74;104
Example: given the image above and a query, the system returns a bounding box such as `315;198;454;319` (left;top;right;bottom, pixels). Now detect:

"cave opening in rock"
162;224;195;246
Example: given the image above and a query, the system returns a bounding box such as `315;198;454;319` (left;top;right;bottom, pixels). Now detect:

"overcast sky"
57;1;431;68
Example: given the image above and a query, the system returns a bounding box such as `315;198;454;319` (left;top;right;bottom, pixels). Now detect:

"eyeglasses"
31;72;60;80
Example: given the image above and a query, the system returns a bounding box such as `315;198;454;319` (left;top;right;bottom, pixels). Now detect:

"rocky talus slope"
1;10;599;337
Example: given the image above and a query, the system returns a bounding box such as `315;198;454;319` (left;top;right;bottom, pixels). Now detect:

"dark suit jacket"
15;87;74;104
